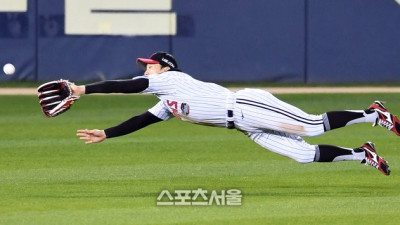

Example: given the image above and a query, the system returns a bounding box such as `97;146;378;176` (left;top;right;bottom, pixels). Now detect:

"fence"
1;0;399;83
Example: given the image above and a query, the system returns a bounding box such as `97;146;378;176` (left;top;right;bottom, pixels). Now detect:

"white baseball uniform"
81;51;392;175
139;70;328;163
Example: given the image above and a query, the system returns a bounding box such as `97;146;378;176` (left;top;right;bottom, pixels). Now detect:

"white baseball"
3;63;15;75
396;0;400;5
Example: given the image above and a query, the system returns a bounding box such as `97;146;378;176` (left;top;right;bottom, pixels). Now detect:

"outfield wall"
1;0;399;83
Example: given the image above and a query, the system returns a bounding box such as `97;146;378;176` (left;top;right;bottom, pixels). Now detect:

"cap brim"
136;58;159;70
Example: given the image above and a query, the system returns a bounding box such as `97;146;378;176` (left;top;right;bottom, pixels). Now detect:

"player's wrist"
104;128;116;139
80;85;86;95
71;84;86;96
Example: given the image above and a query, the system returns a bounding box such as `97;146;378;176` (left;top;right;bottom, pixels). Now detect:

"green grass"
0;94;400;225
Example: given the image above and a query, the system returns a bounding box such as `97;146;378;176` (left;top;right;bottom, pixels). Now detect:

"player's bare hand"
76;129;106;144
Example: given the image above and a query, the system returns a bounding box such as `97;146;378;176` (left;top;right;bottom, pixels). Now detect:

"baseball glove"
37;79;80;117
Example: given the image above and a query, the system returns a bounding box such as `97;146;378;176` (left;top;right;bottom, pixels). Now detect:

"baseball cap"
137;52;178;70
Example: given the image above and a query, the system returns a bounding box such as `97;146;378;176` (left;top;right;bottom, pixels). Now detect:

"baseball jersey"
138;71;232;127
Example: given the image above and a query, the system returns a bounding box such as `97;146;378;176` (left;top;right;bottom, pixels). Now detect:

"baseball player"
73;52;399;176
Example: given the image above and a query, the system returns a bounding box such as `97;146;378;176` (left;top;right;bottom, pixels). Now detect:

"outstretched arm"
76;111;163;144
70;78;149;96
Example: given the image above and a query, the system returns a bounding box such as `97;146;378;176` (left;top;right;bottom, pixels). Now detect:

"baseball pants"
232;89;376;163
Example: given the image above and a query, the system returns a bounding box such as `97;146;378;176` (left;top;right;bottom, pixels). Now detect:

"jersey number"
167;100;182;119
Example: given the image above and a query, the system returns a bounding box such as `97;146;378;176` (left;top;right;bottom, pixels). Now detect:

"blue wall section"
36;0;170;81
0;0;36;81
173;0;305;82
307;0;400;83
0;0;399;83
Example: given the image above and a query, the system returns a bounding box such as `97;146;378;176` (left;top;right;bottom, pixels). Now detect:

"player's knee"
302;130;325;137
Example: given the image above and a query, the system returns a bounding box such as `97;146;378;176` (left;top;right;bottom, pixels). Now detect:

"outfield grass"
0;93;399;225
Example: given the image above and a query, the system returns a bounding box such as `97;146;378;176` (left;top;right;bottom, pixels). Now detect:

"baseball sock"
314;145;365;162
322;109;377;131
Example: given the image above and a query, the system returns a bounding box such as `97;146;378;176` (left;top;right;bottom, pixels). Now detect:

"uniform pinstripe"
233;89;325;163
234;89;325;137
140;71;347;163
246;132;316;163
142;72;231;127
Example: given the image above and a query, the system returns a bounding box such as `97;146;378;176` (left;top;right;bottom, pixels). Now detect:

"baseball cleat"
368;100;400;136
359;142;390;176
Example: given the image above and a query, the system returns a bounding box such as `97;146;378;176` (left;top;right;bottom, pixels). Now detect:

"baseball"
396;0;400;5
3;63;15;75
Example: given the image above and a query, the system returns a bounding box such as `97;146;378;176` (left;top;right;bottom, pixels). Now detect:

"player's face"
145;64;163;75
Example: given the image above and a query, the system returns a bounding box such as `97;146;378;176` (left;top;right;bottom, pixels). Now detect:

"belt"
227;110;235;129
226;92;235;129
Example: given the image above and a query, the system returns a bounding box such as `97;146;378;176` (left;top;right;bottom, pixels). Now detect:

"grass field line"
1;86;400;95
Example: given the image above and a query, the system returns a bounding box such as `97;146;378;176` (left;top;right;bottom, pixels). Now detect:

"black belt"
226;110;235;129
